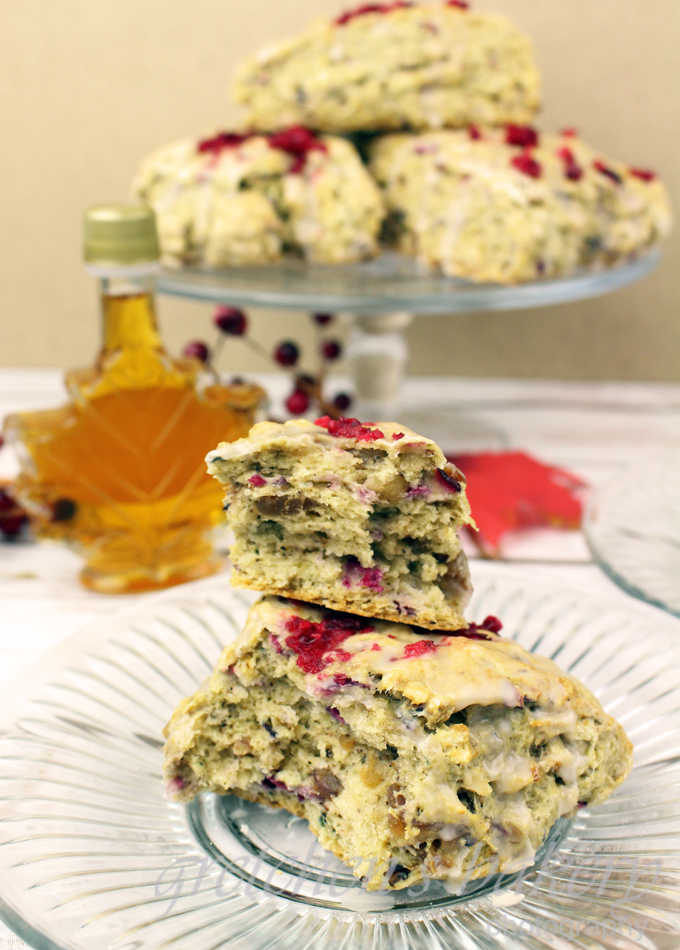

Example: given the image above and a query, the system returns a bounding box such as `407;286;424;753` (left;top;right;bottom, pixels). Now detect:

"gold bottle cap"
83;204;160;265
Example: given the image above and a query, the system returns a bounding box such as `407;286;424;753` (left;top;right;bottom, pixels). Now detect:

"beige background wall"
0;0;677;380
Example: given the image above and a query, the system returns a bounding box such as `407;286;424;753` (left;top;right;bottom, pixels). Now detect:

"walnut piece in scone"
369;125;673;284
234;3;540;133
206;417;473;630
132;128;385;267
163;596;633;890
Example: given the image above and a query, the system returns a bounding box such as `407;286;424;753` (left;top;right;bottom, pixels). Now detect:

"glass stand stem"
346;312;412;419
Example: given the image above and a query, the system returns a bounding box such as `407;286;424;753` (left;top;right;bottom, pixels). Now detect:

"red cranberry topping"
392;432;405;440
435;468;462;493
286;389;309;415
556;147;583;182
328;706;346;723
335;2;413;26
630;167;657;182
197;127;326;173
447;0;470;7
468;125;482;141
446;615;503;641
315;416;385;441
402;639;437;659
505;125;539;148
511;152;542;179
268;126;328;173
270;634;285;654
197;131;249;154
593;160;622;185
214;306;247;335
284;613;371;674
249;474;267;487
274;341;300;366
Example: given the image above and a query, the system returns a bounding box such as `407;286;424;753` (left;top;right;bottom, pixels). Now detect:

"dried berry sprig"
0;484;29;540
183;307;352;420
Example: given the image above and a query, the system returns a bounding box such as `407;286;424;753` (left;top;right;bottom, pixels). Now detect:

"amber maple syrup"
5;206;264;593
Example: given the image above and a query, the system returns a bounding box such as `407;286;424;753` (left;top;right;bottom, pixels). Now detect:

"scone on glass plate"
206;417;473;630
132;127;385;267
370;125;673;284
163;596;633;890
234;2;540;133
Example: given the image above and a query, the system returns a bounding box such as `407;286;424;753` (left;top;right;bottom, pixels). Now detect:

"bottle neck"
97;271;163;356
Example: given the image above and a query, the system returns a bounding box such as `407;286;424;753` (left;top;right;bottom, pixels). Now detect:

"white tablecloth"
1;368;679;948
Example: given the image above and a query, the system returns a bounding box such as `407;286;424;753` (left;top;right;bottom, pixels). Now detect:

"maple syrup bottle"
5;205;264;593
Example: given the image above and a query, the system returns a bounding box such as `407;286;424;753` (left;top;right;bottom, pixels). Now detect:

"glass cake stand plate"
1;563;679;950
156;249;660;315
585;451;680;618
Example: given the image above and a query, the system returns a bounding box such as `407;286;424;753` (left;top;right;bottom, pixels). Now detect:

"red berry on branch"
333;392;352;411
0;515;25;538
313;313;334;326
286;390;310;415
182;340;210;362
214;306;248;335
274;341;300;367
321;340;342;361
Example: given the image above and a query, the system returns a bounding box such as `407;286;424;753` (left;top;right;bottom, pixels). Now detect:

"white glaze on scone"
163;596;633;890
234;3;540;133
370;126;673;283
206;418;474;630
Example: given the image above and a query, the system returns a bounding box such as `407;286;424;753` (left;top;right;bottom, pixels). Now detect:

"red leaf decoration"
447;451;586;555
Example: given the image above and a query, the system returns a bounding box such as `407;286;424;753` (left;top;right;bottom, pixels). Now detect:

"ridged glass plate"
585;451;680;618
1;564;679;950
156;248;660;315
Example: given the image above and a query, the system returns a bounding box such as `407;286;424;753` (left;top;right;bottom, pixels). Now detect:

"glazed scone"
164;596;633;890
132;128;385;266
369;126;673;283
234;2;540;133
206;417;473;630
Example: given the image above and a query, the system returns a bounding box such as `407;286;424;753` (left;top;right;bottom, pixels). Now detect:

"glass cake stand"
157;249;660;448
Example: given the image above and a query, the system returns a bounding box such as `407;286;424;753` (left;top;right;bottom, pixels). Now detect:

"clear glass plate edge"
584;451;680;620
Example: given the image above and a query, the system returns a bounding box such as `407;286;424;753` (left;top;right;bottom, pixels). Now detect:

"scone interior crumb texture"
133;129;385;267
234;3;541;133
369;126;673;284
163;597;633;891
206;418;474;631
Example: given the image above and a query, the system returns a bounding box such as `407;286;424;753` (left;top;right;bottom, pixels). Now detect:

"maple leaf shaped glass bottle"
4;205;265;593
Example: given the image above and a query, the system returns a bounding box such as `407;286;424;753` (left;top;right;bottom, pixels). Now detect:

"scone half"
207;417;474;630
163;596;633;891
